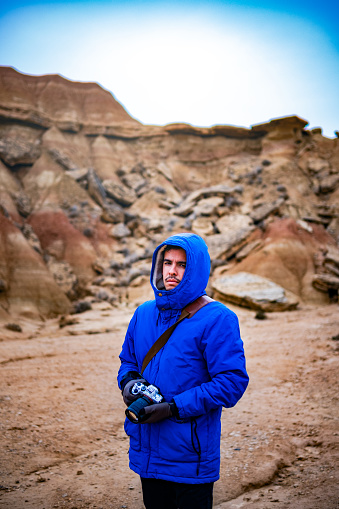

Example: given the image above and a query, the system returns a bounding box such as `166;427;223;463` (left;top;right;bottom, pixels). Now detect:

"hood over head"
150;233;211;310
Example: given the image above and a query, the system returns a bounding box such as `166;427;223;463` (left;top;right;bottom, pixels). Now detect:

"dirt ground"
0;301;338;509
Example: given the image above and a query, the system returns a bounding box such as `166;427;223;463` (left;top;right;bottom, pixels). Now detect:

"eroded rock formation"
0;66;338;318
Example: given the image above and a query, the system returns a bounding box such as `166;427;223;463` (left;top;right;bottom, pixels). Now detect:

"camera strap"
140;295;214;375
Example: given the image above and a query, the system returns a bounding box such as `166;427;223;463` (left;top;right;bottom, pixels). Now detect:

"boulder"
319;174;339;194
206;214;255;259
0;124;41;166
109;222;131;239
250;198;285;223
194;196;224;216
87;168;107;208
129;189;171;220
101;204;125;223
174;184;236;217
103;179;137;207
213;272;299;311
192;217;215;237
173;200;195;217
207;233;254;260
216;213;254;235
94;276;119;287
65;168;88;181
121;171;147;195
312;273;339;293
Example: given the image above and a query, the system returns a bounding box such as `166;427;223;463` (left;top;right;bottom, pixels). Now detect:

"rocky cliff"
0;66;338;318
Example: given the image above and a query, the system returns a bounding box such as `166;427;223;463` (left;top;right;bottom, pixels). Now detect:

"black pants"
141;478;214;509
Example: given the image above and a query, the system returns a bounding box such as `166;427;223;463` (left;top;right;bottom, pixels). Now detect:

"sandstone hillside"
0;66;338;319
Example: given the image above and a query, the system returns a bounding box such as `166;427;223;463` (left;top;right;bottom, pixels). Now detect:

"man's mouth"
166;277;180;283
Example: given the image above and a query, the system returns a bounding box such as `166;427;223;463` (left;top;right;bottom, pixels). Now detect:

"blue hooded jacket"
118;233;249;483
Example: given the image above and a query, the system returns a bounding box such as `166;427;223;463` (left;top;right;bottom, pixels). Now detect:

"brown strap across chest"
140;295;214;375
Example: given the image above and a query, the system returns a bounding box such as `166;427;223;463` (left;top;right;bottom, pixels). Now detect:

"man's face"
162;248;187;291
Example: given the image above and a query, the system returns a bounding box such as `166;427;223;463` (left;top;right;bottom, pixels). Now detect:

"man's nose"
169;264;177;274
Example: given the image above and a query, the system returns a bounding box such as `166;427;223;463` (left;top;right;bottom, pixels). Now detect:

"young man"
118;233;249;509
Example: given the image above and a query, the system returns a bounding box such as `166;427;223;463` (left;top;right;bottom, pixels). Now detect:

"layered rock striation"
0;66;338;317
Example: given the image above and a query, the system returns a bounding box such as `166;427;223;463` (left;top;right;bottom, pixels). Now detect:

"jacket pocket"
157;418;205;463
124;418;141;452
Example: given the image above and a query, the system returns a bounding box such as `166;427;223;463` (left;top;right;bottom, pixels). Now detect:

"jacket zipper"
191;418;201;476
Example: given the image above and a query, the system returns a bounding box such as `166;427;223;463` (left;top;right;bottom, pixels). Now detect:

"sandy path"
0;302;338;508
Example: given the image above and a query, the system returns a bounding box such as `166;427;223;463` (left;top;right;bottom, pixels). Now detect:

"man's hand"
122;379;146;406
140;402;173;423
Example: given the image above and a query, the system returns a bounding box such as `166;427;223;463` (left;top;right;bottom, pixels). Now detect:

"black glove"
122;378;147;406
140;401;179;424
140;402;172;423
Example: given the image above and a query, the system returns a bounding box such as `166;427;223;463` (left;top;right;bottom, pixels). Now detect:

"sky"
0;0;338;138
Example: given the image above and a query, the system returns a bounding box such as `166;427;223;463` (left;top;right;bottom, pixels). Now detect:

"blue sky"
0;0;338;137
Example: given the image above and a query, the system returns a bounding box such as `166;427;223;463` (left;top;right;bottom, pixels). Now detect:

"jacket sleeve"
173;307;249;419
117;310;139;389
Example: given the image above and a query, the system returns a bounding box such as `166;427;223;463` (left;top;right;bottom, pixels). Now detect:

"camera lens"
126;409;139;423
125;396;151;423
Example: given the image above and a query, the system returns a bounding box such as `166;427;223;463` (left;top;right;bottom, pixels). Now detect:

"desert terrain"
0;300;338;509
0;67;339;508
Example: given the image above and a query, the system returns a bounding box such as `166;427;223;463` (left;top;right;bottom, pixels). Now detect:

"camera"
125;381;163;423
